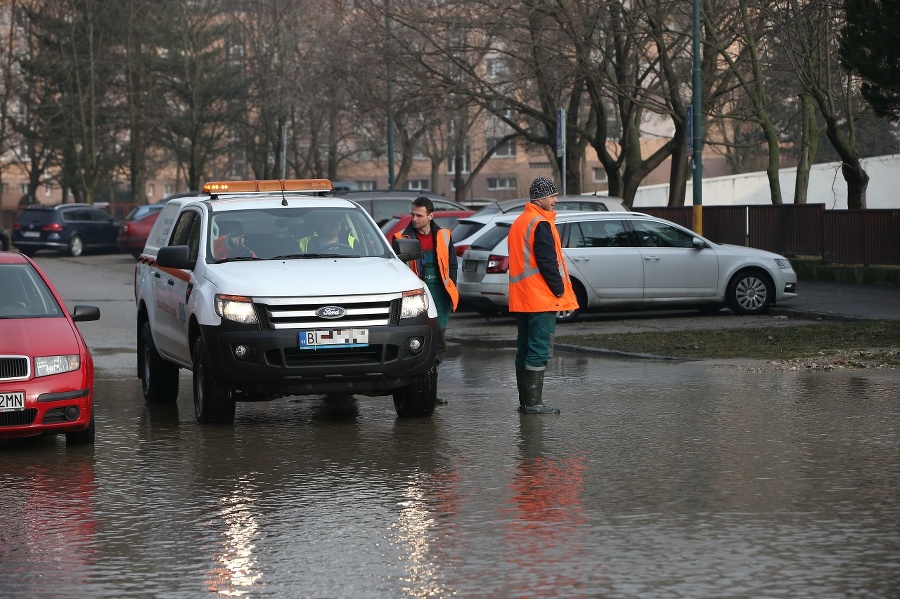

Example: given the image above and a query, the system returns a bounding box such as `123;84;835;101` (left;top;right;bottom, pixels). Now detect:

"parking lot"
1;254;898;598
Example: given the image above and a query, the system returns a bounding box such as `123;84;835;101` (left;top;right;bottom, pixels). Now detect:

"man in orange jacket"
394;196;459;405
508;178;578;414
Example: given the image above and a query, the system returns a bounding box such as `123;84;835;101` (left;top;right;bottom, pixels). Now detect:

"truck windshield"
207;207;390;262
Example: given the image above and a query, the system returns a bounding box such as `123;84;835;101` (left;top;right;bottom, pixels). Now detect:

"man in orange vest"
508;178;578;414
394;197;460;405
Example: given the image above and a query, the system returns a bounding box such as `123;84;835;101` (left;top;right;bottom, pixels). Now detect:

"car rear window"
380;217;401;234
473;203;502;216
471;223;511;250
15;208;55;225
127;204;163;220
452;220;486;241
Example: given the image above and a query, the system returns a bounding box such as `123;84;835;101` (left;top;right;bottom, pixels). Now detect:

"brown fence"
639;205;900;266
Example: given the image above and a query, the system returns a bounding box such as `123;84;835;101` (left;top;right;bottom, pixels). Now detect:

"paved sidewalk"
775;280;900;321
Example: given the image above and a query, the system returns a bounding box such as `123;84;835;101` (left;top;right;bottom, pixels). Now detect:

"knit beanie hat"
529;177;558;201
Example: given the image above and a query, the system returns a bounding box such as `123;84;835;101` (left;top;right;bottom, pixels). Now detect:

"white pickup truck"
134;179;438;423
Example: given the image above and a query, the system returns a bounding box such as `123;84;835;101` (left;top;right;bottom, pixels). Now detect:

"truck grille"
257;293;401;330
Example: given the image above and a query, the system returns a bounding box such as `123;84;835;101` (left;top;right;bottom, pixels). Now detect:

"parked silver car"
458;211;798;322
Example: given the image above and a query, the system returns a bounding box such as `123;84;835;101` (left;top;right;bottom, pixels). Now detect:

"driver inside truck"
213;219;256;259
299;211;357;253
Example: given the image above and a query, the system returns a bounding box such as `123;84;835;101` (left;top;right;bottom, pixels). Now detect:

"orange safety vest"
508;202;578;313
394;227;459;311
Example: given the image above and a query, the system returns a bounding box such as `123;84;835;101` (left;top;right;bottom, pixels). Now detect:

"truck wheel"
393;364;437;418
192;336;236;424
140;322;179;403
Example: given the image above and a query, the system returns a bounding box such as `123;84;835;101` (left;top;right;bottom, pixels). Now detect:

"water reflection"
206;481;263;596
3;353;899;597
501;416;594;596
0;441;99;596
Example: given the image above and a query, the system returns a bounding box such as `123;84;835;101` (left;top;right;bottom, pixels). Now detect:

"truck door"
153;210;200;364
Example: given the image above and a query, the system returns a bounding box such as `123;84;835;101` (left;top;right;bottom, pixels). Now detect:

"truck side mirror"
391;237;423;262
156;245;194;269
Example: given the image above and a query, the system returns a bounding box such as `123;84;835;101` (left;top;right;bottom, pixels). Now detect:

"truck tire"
393;364;437;418
140;322;179;403
192;336;236;424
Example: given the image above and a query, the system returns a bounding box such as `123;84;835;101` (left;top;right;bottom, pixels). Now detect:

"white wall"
628;154;900;209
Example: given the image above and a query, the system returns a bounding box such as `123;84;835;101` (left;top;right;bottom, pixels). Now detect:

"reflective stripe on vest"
509;216;543;284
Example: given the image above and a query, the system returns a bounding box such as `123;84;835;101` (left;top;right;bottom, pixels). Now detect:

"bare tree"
155;0;245;190
778;0;869;208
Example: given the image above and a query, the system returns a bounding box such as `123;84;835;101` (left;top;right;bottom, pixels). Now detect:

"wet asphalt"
1;254;897;598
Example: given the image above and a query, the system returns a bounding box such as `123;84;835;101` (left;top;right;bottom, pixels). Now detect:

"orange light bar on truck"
201;179;334;194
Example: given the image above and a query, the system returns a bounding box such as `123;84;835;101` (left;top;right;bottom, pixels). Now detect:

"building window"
147;183;155;198
529;162;552;169
485;57;508;79
165;184;174;195
44;185;51;196
357;181;375;191
405;179;429;191
487;137;516;158
487;177;516;190
20;183;27;195
593;167;608;183
447;145;471;174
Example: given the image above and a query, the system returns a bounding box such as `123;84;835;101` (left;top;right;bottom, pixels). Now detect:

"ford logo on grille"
316;306;346;319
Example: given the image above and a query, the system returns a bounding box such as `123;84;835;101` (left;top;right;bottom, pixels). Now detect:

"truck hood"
202;257;424;297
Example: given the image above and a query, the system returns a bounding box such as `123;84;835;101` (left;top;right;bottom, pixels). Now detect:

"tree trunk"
793;93;819;205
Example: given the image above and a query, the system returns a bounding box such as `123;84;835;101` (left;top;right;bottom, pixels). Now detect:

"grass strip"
557;320;900;362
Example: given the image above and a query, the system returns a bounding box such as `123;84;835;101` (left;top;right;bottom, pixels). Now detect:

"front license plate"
21;231;40;238
463;260;477;272
299;328;369;349
0;391;25;412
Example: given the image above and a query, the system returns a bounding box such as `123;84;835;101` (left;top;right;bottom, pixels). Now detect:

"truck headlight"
215;294;259;324
400;289;428;319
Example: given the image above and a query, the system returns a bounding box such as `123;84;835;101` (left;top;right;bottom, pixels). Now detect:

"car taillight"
42;223;63;232
455;245;469;257
121;223;132;234
486;255;509;274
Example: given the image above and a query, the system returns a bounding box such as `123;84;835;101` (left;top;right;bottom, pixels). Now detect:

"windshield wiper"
215;255;258;263
300;253;361;258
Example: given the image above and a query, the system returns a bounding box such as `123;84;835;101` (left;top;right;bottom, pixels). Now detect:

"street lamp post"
691;0;703;235
386;0;395;190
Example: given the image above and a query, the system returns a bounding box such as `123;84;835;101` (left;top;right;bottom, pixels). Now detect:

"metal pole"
692;0;703;235
386;0;395;190
280;124;286;178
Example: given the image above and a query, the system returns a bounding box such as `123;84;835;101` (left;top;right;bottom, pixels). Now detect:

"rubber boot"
518;369;560;415
516;369;525;410
434;362;448;405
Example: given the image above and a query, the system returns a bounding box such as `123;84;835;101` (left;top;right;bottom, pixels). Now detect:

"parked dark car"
12;203;121;257
331;190;468;227
0;227;9;251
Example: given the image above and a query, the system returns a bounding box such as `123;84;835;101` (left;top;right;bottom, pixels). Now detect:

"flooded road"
1;255;898;597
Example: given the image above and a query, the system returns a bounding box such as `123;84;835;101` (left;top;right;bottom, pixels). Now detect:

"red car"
116;203;165;258
0;252;100;444
380;210;475;240
116;192;198;257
